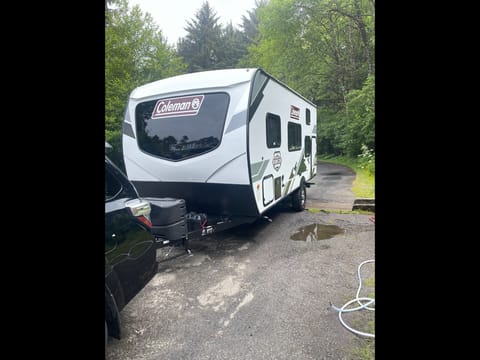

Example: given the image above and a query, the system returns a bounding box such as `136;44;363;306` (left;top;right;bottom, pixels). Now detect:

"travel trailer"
122;68;317;245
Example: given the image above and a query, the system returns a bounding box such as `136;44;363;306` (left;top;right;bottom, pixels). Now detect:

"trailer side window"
266;113;281;148
306;108;311;125
288;122;302;151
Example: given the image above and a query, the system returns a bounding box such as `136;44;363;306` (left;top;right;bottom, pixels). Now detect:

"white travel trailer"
122;68;317;239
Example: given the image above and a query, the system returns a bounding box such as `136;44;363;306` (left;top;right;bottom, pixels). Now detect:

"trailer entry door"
263;175;274;206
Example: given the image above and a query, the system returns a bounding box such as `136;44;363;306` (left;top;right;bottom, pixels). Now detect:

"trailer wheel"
292;181;306;211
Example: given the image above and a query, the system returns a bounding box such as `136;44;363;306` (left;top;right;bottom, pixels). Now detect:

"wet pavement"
307;161;356;210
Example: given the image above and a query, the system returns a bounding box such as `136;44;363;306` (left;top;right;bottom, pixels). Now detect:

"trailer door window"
288;122;302;151
266;113;281;148
305;136;312;157
135;93;229;161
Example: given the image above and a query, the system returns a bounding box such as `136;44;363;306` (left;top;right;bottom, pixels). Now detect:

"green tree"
177;1;223;72
105;0;186;166
341;74;375;156
240;0;268;46
243;0;375;157
178;1;255;71
217;22;248;68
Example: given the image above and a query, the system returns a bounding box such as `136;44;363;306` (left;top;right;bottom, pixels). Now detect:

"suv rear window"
135;93;230;161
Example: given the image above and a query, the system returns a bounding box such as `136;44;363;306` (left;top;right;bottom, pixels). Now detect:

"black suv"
105;144;158;346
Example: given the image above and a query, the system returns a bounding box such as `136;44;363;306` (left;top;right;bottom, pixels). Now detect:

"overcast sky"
129;0;258;45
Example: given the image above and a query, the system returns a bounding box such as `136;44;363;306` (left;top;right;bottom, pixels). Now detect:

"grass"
317;155;375;199
352;339;375;360
307;208;374;215
363;277;375;288
352;274;375;359
349;286;375;359
350;314;375;359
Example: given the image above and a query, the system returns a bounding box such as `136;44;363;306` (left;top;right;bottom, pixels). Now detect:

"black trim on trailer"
133;181;260;218
248;72;269;121
257;68;317;108
248;92;264;120
122;122;135;139
246;69;260;215
246;68;272;217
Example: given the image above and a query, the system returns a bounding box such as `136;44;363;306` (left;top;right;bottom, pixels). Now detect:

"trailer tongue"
147;197;256;252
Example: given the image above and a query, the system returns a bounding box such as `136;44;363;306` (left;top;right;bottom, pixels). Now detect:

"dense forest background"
105;0;374;169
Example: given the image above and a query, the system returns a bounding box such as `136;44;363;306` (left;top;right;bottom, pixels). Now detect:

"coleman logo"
290;105;300;120
151;95;204;119
272;151;282;171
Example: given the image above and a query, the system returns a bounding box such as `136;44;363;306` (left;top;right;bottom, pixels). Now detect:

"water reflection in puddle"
290;224;343;242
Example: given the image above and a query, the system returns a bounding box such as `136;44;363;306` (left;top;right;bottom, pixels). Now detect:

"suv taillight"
126;199;152;229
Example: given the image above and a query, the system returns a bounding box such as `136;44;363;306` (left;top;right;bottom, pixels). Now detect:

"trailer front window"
135;93;229;161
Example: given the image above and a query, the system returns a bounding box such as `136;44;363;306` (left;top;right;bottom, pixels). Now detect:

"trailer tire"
292;181;306;211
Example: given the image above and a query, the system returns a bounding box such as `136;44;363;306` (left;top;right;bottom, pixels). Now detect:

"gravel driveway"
106;162;375;359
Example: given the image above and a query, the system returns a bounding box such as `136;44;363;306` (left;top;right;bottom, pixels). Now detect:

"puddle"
290;224;343;241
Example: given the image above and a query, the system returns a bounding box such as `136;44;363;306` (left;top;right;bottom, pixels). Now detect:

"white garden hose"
331;259;375;338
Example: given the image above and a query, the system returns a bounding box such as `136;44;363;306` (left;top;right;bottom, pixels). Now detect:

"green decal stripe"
251;159;270;182
283;150;307;196
289;168;296;180
284;179;292;196
296;149;306;175
250;161;263;175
